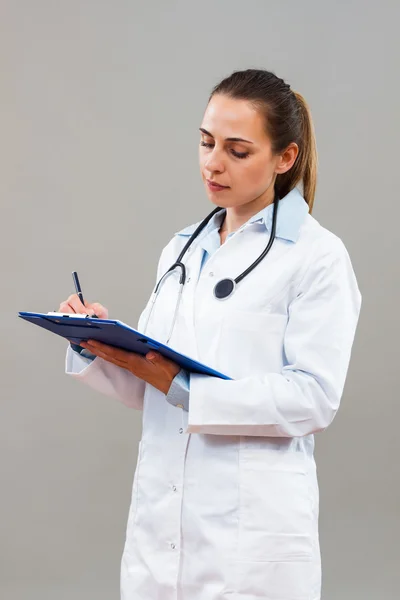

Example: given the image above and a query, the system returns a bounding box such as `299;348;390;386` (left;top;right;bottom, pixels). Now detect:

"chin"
204;185;231;207
207;194;222;207
206;192;239;210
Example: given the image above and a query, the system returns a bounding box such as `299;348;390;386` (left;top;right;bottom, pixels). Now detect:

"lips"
207;180;229;189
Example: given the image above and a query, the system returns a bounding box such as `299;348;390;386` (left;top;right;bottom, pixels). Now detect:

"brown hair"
209;69;318;213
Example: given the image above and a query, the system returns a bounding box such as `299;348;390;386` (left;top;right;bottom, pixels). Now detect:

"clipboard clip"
47;312;99;319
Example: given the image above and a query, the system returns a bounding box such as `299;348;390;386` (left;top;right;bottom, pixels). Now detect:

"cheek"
234;159;271;194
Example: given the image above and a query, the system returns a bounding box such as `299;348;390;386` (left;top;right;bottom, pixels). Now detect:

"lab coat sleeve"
187;238;362;437
64;244;170;410
65;346;146;409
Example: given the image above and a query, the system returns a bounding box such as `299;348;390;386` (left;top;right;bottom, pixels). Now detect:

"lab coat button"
209;272;214;277
179;428;183;434
187;277;191;283
171;543;176;550
172;485;177;492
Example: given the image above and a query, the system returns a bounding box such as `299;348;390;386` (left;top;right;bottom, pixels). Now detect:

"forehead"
200;94;268;143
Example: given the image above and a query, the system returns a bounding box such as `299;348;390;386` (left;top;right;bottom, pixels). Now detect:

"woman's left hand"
79;340;181;395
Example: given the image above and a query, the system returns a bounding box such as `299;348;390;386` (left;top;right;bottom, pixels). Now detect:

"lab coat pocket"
238;451;314;562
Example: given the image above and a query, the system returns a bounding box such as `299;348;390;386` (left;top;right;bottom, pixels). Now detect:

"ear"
274;143;299;175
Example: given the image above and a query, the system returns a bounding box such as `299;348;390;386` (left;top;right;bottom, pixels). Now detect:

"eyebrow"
199;127;254;144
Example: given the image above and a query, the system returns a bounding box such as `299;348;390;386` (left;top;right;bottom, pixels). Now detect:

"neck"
220;186;276;234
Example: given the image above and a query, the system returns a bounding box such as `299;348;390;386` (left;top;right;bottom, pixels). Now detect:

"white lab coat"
66;193;361;600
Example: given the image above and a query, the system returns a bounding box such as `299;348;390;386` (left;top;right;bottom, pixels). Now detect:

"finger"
84;341;148;372
60;301;80;314
84;340;130;363
67;339;82;346
58;301;74;313
145;351;175;368
68;294;89;314
82;344;129;369
143;352;181;383
89;302;108;319
82;300;97;317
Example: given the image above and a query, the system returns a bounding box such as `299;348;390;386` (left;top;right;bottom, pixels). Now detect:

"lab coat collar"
175;187;309;243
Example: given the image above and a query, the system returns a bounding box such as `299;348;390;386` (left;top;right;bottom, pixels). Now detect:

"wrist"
163;368;181;395
161;377;173;395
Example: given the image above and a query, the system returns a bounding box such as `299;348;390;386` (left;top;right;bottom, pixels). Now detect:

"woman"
60;69;362;599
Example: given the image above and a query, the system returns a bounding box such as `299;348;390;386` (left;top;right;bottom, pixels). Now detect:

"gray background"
1;1;398;598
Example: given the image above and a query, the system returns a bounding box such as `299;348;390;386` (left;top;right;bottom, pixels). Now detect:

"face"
199;94;298;212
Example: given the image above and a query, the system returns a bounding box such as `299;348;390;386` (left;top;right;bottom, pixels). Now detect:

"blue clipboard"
18;311;232;380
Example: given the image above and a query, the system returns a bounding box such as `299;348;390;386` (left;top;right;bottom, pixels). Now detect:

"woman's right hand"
58;294;109;319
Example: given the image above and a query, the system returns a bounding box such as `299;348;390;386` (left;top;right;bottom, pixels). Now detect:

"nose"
203;147;225;175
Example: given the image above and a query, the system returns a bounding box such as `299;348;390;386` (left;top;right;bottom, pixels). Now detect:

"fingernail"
147;352;156;360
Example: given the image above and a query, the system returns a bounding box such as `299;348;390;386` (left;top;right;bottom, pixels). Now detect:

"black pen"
72;271;98;318
72;271;86;307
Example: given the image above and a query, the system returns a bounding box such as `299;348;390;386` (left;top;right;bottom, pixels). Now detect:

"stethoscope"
142;188;281;343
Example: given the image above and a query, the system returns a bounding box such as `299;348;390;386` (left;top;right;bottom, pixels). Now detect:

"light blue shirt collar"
175;187;309;243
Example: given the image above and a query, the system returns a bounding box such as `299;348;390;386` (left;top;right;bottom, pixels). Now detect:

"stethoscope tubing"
143;188;280;339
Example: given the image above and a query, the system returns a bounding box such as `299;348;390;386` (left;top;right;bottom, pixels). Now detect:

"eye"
231;149;249;159
200;141;249;160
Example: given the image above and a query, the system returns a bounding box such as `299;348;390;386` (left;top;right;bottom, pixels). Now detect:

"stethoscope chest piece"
213;278;236;300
